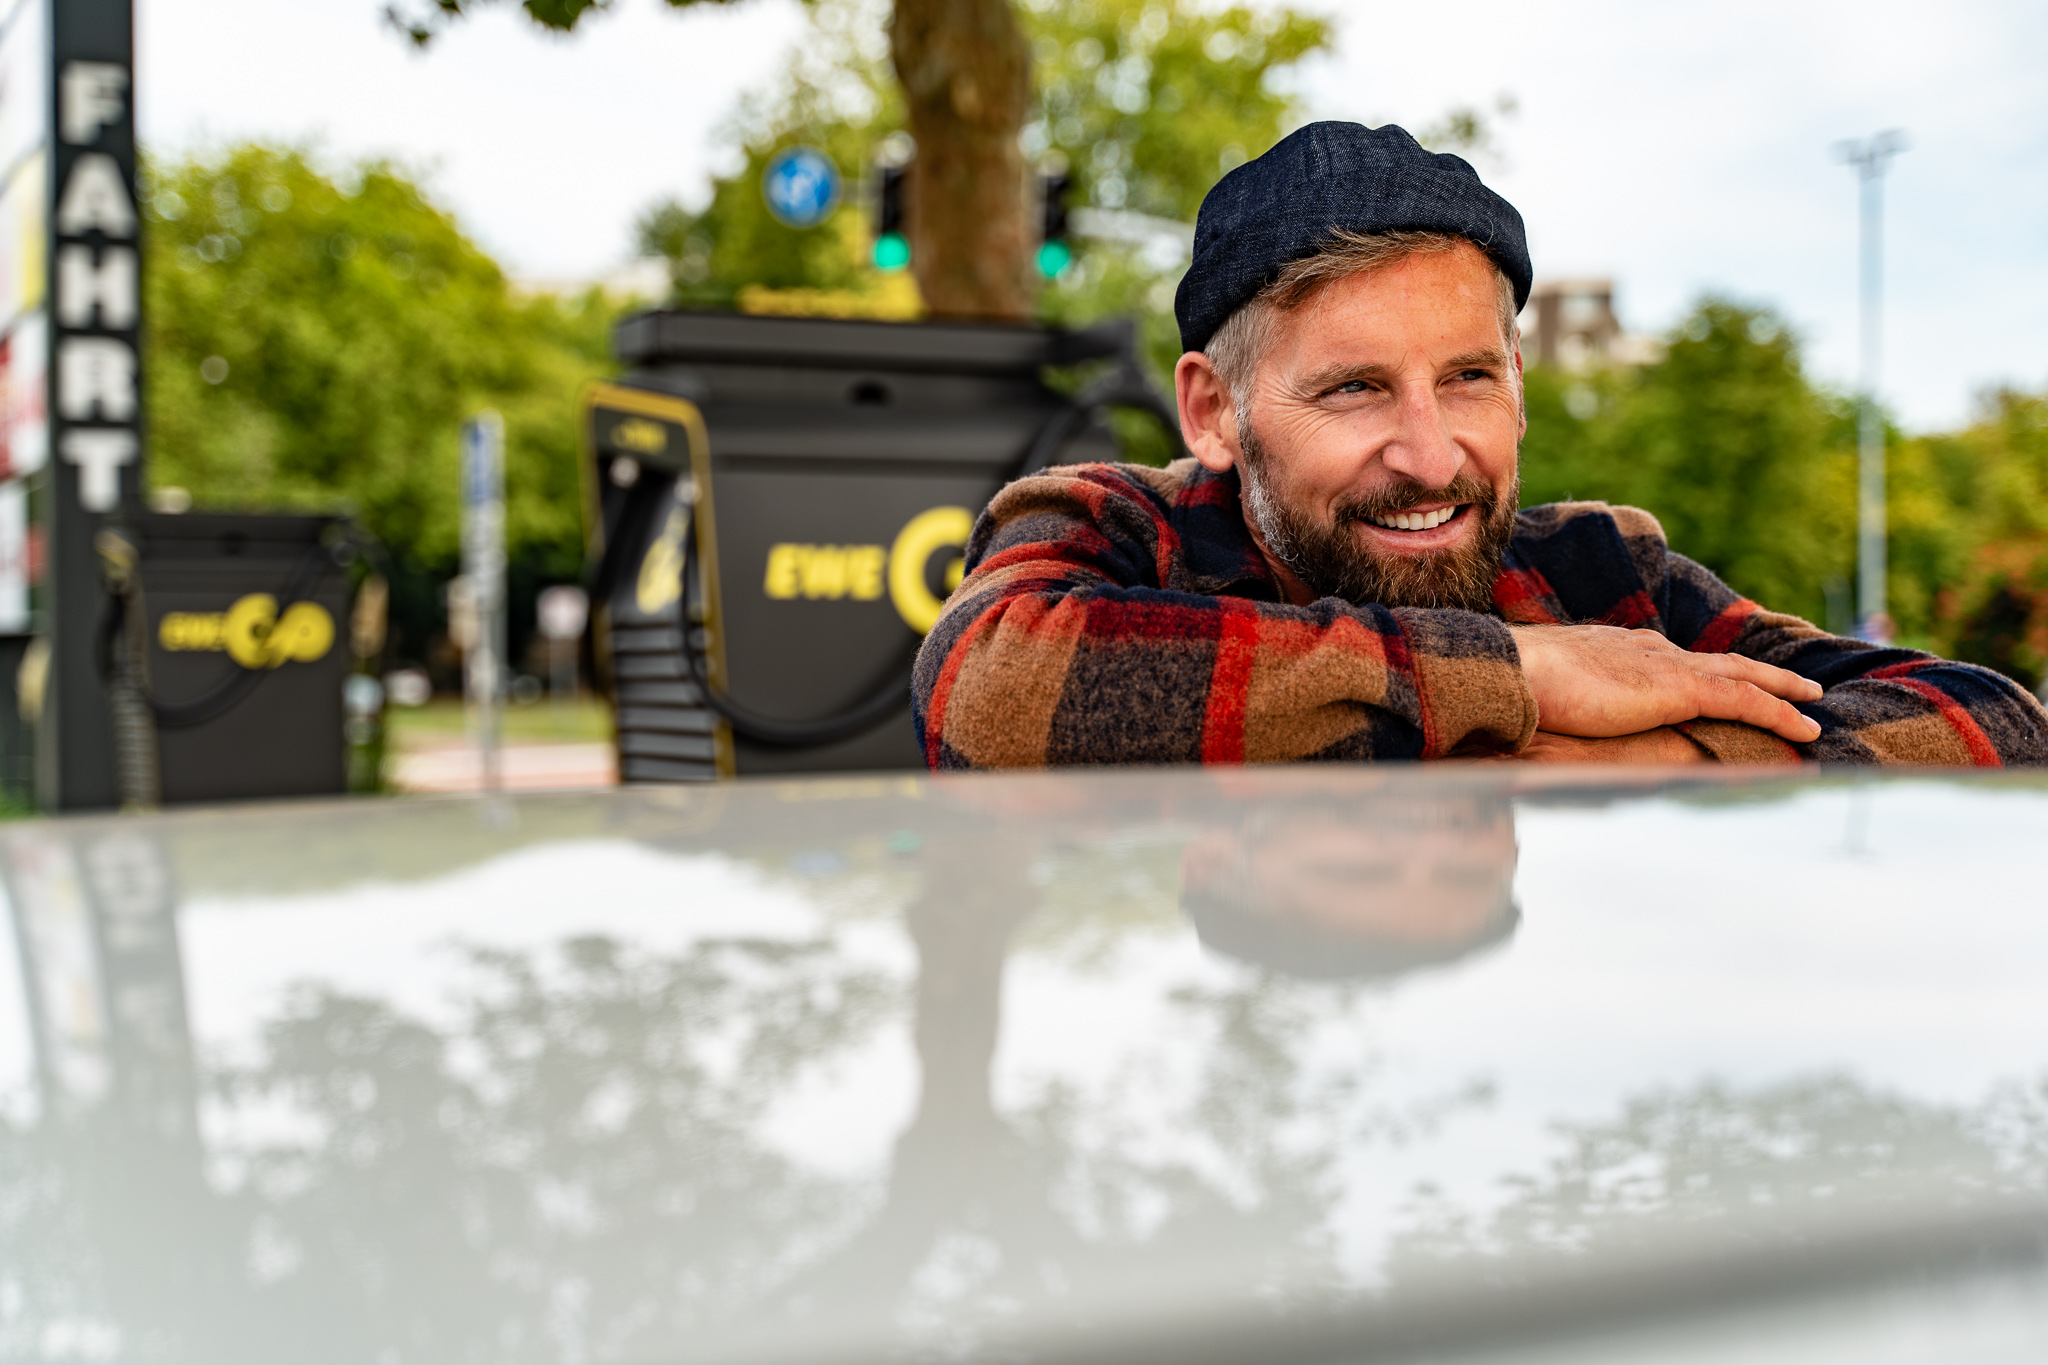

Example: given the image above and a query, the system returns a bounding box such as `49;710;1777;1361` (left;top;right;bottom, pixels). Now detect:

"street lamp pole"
1834;130;1907;643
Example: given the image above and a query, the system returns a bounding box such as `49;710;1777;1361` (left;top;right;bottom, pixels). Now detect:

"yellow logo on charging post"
762;505;972;634
159;594;336;669
886;506;971;633
763;544;887;602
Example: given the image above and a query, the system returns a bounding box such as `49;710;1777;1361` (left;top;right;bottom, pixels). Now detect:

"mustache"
1334;473;1499;524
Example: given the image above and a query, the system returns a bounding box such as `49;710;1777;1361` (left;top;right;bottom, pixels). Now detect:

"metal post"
1834;130;1906;644
460;412;506;793
536;585;587;735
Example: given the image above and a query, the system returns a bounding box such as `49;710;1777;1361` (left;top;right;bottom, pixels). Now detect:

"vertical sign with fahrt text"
38;0;139;808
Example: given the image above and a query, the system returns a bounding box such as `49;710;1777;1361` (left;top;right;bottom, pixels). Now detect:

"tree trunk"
889;0;1033;321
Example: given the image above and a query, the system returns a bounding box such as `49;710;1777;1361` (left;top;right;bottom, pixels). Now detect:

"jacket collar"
1170;463;1281;600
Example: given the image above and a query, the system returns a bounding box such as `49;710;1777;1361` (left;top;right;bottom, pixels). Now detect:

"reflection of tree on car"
6;780;1512;1362
1388;1072;2048;1289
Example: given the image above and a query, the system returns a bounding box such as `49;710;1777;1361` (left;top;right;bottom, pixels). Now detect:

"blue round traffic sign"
762;146;842;229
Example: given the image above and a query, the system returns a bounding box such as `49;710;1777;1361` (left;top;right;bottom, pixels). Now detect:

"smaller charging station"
91;513;362;805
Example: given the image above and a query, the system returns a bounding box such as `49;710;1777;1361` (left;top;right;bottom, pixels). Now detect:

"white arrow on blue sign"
762;146;841;229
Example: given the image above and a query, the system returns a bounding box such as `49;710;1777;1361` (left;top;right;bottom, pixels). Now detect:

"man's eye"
1452;369;1491;383
1330;380;1371;396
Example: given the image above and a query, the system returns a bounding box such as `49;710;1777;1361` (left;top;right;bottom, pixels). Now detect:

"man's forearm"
914;569;1536;768
1510;727;1711;764
1709;607;2048;764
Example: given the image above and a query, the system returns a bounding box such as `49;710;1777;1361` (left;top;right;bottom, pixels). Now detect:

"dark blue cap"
1174;121;1532;354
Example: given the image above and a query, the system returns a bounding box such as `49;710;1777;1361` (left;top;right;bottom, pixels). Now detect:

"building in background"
1518;279;1662;370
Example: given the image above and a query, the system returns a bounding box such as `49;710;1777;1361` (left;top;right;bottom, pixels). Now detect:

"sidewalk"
390;739;616;793
384;698;617;795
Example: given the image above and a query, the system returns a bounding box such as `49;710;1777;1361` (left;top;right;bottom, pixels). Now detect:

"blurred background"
128;0;2048;776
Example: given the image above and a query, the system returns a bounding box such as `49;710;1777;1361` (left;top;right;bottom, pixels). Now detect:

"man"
912;122;2048;767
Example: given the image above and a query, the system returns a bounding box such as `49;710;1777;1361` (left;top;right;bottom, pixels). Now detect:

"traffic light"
1037;172;1073;278
873;164;910;272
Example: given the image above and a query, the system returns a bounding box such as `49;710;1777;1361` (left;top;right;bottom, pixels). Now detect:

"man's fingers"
1514;624;1828;743
1693;673;1823;742
1678;650;1824;703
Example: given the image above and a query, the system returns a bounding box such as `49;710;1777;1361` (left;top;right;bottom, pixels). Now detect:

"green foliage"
1027;0;1336;457
1913;390;2048;684
1520;301;2048;671
382;0;747;47
144;145;621;666
634;0;1337;375
633;0;904;309
1018;0;1328;225
1519;300;1860;631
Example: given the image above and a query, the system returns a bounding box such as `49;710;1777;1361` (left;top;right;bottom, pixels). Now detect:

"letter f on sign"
61;63;127;145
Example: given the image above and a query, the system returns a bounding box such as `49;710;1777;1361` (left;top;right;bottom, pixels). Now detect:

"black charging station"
585;310;1178;781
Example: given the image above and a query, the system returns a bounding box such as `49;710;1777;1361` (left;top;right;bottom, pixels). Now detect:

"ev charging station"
585;310;1178;779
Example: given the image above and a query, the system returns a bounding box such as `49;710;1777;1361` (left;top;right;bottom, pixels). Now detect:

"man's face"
1186;244;1526;610
1236;805;1517;943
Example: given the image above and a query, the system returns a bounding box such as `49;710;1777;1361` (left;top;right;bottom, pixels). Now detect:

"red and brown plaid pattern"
912;460;2048;768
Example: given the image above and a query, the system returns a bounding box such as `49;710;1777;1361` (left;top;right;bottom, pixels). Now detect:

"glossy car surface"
3;766;2046;1363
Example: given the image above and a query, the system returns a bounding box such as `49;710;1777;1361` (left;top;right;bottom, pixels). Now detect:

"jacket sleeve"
910;465;1538;769
1658;548;2048;766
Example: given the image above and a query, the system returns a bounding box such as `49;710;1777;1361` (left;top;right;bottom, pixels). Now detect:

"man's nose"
1378;383;1463;490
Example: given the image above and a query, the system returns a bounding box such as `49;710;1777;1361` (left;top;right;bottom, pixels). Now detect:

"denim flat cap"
1174;121;1532;353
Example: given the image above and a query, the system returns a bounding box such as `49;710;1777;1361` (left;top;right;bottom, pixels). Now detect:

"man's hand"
1509;624;1823;745
1513;728;1709;764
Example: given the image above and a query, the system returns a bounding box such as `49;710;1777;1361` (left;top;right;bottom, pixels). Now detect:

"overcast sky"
139;0;2048;431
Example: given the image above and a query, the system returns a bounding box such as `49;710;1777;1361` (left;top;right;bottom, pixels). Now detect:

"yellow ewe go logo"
763;505;972;635
159;595;336;669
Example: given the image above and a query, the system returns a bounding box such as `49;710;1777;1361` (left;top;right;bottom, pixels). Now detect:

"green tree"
1025;0;1331;404
395;0;1039;320
1519;300;1860;631
636;0;1329;329
1019;0;1328;226
632;0;912;314
1913;388;2048;684
635;0;1358;473
1518;300;2048;666
144;145;620;666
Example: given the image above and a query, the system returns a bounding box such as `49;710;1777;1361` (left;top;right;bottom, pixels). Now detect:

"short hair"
1204;229;1521;407
1182;886;1519;982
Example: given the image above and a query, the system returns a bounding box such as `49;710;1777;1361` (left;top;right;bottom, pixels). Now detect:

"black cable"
675;499;921;748
1014;356;1185;480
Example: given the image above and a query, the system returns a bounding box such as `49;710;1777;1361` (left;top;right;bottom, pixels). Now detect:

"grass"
384;696;614;748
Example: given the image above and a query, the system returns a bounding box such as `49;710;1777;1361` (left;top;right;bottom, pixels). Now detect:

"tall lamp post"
1834;130;1907;644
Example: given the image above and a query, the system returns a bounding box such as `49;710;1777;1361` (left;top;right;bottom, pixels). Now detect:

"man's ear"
1175;351;1243;474
1513;337;1528;439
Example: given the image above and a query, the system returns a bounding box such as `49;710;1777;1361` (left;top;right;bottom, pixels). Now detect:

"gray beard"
1237;420;1520;613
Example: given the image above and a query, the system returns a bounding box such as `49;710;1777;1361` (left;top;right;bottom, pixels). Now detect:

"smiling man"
912;122;2048;767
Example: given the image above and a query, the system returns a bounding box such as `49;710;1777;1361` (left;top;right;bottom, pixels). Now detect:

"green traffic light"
1036;239;1073;279
873;231;910;272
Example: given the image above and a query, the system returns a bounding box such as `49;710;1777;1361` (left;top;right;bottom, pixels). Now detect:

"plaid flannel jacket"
911;459;2048;768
